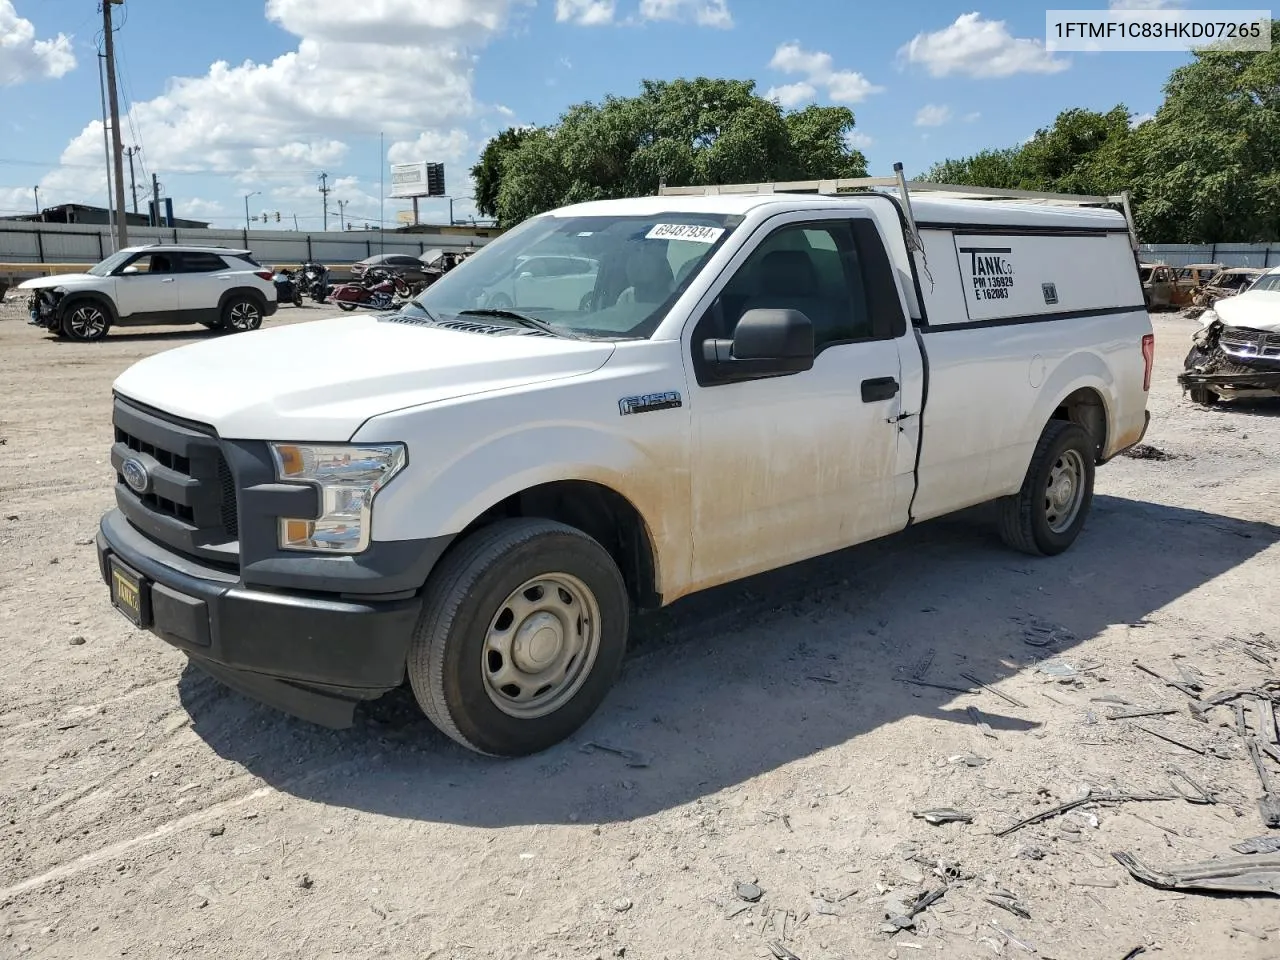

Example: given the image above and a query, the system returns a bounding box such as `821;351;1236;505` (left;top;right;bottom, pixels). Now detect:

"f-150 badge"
618;392;683;416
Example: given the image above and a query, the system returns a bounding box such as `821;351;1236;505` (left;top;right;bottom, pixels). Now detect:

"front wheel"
61;301;110;341
222;297;263;332
997;420;1095;556
1188;387;1219;406
408;519;629;757
337;302;357;312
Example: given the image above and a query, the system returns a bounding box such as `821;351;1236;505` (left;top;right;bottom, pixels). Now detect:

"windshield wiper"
457;308;583;340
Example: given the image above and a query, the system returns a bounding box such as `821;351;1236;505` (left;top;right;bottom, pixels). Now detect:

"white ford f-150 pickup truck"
96;171;1153;756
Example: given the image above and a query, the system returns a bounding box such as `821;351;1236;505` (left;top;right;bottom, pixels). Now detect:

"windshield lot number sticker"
645;223;725;243
959;247;1015;302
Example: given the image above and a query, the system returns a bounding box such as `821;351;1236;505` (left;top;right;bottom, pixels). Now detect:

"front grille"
111;397;239;565
1221;327;1280;360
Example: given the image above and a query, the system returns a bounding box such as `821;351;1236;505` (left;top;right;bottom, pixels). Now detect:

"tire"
222;296;263;332
997;420;1096;557
60;300;110;341
1188;387;1219;406
337;302;357;312
291;288;304;307
408;518;629;757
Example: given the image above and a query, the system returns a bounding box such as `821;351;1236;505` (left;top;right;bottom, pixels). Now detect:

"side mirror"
120;265;139;276
702;308;815;383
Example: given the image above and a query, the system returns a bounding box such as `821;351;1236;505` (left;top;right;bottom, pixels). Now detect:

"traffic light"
275;211;281;222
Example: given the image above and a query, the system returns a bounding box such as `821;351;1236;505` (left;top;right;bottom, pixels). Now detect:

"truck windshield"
410;213;740;339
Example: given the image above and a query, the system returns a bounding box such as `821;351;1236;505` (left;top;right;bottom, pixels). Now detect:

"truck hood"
113;313;617;440
18;274;98;290
1215;290;1280;332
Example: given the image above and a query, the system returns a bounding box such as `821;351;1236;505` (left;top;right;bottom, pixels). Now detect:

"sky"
0;0;1213;231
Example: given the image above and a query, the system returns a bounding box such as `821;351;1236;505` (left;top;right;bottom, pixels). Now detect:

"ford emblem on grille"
121;457;150;494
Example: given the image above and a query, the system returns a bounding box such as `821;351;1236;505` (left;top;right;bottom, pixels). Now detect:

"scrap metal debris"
734;882;763;903
994;792;1176;837
1111;852;1280;896
1019;618;1076;648
1130;723;1213;757
583;741;650;768
961;672;1028;709
984;894;1031;919
988;921;1037;954
1243;736;1280;828
913;808;973;826
897;678;977;695
967;706;998;740
1106;707;1179;720
1120;947;1147;960
1166;766;1217;805
1121;443;1176;461
1232;836;1280;855
1133;660;1202;701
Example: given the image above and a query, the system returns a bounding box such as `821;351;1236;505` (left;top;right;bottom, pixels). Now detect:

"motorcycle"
298;260;330;303
272;268;304;307
329;268;412;312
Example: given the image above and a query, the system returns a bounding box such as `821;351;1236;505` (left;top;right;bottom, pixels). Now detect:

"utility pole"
124;146;139;214
293;213;299;231
96;53;117;251
317;172;331;231
151;172;161;227
33;186;40;217
337;199;347;230
102;0;129;248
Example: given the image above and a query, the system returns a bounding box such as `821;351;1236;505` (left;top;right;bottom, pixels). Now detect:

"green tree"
470;127;531;220
1131;20;1280;242
480;77;869;226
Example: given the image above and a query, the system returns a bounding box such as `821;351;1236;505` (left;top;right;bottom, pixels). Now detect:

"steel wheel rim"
1044;448;1086;534
70;305;106;338
229;302;260;330
482;572;602;719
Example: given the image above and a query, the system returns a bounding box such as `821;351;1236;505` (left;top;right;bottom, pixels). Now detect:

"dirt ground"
1;295;1278;960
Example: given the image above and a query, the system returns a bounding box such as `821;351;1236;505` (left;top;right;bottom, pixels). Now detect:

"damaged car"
1179;266;1280;406
1192;266;1267;310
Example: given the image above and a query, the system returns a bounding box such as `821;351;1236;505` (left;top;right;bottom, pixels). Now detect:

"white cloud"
0;0;76;86
899;13;1069;78
180;198;228;220
1130;111;1155;127
963;111;981;123
555;0;615;25
768;41;883;104
764;81;816;109
843;130;873;149
914;104;952;127
1109;0;1185;8
29;0;519;213
638;0;732;28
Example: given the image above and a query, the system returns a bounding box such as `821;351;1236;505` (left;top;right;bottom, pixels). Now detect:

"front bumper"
1178;369;1280;396
96;508;422;728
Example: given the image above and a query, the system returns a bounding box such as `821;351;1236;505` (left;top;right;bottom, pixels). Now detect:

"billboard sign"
390;161;445;198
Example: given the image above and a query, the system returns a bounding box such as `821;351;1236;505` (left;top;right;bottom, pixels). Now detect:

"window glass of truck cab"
409;212;740;340
696;221;874;351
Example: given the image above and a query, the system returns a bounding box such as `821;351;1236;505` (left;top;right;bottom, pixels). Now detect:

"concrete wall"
0;221;491;268
1140;243;1280;269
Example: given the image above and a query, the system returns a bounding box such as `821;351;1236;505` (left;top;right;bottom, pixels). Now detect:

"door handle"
861;376;899;403
160;278;175;283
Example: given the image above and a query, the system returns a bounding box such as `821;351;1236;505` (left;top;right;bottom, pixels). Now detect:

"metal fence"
0;221;491;267
1139;243;1280;269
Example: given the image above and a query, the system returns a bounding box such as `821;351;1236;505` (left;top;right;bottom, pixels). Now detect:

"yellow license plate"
109;561;148;627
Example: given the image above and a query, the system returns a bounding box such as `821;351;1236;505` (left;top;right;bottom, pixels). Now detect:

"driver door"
685;213;913;590
113;252;179;320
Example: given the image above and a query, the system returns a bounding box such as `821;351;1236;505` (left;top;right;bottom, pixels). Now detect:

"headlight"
268;442;406;554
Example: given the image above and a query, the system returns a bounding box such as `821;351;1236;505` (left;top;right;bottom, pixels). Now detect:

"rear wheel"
998;420;1095;557
61;301;110;341
337;302;357;312
222;297;263;332
408;519;629;757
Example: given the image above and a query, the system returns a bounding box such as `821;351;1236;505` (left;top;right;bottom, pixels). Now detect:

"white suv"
20;244;278;341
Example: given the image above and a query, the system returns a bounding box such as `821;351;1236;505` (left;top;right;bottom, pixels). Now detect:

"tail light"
255;270;274;281
1141;333;1155;392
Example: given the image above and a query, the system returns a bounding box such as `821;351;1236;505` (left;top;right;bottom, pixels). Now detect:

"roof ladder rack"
658;164;1139;251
